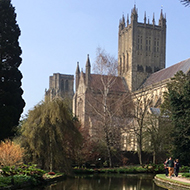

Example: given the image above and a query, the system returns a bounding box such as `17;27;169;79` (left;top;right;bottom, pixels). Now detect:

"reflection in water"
33;174;167;190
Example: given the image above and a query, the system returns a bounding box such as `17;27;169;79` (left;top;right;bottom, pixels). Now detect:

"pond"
30;174;167;190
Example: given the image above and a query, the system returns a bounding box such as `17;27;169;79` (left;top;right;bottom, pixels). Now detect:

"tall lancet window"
120;57;122;75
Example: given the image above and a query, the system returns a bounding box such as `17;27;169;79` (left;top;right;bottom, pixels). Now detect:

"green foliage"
0;0;25;140
144;113;173;163
115;166;147;173
1;164;46;177
0;176;12;187
73;164;165;174
0;174;38;187
180;165;190;173
0;164;46;188
161;71;190;165
14;174;37;185
161;71;188;116
19;99;82;174
182;173;190;178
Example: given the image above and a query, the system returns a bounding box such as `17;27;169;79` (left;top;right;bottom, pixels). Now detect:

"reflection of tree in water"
43;174;165;190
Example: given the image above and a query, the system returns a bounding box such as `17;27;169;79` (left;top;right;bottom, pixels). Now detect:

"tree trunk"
107;144;112;167
138;149;142;165
138;136;143;165
153;151;156;164
49;129;53;172
105;131;112;168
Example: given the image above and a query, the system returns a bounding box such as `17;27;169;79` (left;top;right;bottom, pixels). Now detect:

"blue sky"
11;0;190;116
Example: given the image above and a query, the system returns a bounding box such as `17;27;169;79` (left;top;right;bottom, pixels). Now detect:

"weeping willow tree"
19;98;82;174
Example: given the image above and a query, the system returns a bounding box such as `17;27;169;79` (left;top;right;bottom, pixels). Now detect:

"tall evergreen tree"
162;71;190;165
169;78;190;165
0;0;25;140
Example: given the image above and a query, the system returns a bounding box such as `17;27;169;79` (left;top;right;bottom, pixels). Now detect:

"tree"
162;71;190;165
180;0;190;7
19;98;82;174
161;71;188;116
0;139;24;166
144;111;173;164
87;48;132;167
0;0;25;140
131;90;152;165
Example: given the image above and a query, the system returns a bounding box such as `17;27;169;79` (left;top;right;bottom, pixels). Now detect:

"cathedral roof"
142;58;190;87
90;74;128;93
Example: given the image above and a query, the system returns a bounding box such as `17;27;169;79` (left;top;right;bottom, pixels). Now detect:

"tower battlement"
118;6;166;92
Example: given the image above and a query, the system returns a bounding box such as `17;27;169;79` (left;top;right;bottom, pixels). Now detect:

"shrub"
180;165;190;173
0;174;38;187
182;173;190;178
0;176;12;187
1;164;46;177
0;164;46;188
0;139;24;166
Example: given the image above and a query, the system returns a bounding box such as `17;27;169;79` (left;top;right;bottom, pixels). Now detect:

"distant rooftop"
142;58;190;87
90;74;128;93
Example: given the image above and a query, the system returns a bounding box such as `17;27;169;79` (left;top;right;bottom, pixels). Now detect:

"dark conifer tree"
169;79;190;165
162;71;190;165
0;0;25;140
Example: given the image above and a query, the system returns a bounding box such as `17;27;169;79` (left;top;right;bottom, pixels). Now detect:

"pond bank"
154;174;190;190
0;174;66;190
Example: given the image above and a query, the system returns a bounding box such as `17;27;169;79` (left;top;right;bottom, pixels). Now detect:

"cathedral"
46;6;190;151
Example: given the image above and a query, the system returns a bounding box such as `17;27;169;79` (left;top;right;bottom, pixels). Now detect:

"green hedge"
182;173;190;178
73;164;165;174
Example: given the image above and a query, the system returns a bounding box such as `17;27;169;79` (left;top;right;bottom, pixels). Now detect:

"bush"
0;176;12;187
0;164;46;188
180;165;190;173
72;164;166;174
0;139;24;166
0;174;37;187
1;164;46;178
182;173;190;178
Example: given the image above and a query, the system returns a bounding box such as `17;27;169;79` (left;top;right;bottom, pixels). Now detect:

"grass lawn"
155;173;190;187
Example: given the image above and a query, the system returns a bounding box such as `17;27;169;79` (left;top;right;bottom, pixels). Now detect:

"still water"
31;174;167;190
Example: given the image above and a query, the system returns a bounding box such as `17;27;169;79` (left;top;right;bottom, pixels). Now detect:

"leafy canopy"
162;71;190;165
19;99;82;173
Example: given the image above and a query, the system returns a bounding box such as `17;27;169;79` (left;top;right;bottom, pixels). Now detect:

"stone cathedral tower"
45;73;74;109
118;5;166;91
